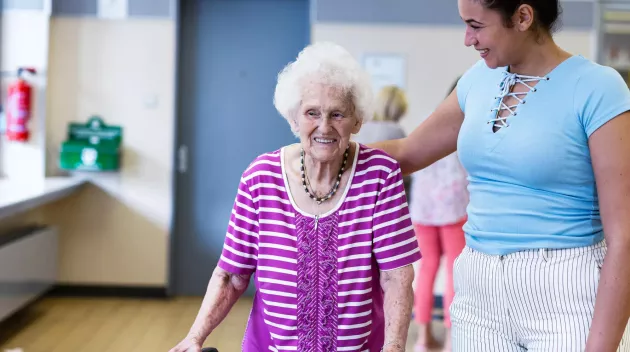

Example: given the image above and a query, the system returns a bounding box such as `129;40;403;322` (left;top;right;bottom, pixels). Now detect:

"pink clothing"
413;219;466;328
409;152;469;226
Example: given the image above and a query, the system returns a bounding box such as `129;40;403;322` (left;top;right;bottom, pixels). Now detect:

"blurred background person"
409;78;468;352
353;85;412;197
353;84;408;144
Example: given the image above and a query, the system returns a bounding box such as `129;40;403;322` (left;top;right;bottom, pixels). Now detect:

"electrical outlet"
97;0;128;20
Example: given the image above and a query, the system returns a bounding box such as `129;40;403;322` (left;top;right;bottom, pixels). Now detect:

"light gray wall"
128;0;171;17
1;0;172;18
2;0;45;11
53;0;97;16
1;0;596;28
314;0;595;29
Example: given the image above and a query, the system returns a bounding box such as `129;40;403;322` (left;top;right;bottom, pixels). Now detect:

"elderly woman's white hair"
273;42;374;136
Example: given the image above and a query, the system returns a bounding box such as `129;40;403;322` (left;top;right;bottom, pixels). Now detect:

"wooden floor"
0;297;445;352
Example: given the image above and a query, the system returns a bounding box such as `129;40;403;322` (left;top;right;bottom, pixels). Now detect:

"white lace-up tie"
489;71;549;130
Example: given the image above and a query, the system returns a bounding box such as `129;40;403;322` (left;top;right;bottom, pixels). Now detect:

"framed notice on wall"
362;53;406;94
97;0;128;19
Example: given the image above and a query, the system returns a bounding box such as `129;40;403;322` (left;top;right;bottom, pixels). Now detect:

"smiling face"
290;82;361;164
458;0;534;69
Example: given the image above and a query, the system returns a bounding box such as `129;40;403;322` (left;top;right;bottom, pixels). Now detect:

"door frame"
167;0;314;296
166;0;182;297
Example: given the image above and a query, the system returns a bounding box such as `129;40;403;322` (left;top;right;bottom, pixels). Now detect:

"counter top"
0;177;87;221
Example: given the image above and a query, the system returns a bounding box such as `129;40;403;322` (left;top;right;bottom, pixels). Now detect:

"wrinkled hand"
168;335;203;352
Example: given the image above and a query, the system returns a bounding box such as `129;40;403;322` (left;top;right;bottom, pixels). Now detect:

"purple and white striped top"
218;142;422;352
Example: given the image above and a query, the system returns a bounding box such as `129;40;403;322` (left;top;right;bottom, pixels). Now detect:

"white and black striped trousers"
450;240;630;351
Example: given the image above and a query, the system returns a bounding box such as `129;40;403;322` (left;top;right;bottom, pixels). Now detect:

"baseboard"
46;284;168;299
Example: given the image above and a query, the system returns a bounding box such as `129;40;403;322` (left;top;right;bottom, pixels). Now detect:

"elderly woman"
169;42;421;352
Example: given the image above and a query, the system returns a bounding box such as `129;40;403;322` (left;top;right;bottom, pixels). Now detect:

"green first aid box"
59;116;122;171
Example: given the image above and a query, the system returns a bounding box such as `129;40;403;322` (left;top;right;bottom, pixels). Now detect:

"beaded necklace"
300;146;349;204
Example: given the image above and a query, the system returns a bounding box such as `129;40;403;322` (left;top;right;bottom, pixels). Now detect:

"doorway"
171;0;310;295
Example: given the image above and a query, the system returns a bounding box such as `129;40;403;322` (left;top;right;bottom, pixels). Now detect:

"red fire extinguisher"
6;67;36;142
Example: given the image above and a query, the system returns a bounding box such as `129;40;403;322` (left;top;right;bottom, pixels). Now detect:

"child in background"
410;78;468;352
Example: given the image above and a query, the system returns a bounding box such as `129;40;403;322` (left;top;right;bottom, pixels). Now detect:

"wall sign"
98;0;128;19
362;53;407;93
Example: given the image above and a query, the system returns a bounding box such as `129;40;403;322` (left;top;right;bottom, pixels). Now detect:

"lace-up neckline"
489;71;549;132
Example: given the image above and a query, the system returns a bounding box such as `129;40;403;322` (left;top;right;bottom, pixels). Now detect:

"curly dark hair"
476;0;563;34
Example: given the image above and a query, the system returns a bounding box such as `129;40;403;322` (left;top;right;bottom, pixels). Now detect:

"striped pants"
450;241;630;351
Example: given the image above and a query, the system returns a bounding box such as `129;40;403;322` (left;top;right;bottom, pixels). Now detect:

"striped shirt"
218;142;422;352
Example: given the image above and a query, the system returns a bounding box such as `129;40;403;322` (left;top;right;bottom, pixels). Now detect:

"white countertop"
0;177;87;221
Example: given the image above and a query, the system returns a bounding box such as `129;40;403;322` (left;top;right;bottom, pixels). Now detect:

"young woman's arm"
586;111;630;351
370;89;465;175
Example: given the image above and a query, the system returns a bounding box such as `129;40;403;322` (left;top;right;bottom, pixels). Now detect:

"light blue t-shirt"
456;55;630;255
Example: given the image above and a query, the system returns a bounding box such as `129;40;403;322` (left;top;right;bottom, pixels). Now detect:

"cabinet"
0;226;58;322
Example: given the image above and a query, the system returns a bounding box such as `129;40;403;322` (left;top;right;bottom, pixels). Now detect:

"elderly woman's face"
293;83;361;163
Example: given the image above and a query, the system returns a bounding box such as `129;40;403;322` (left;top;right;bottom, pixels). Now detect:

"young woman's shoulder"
571;57;630;137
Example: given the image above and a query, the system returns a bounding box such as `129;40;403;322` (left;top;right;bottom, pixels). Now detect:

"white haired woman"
169;42;421;352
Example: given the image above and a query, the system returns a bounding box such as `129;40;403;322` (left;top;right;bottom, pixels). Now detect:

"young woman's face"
458;0;533;69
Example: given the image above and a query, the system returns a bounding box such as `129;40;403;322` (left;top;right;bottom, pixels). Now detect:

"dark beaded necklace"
300;146;349;205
